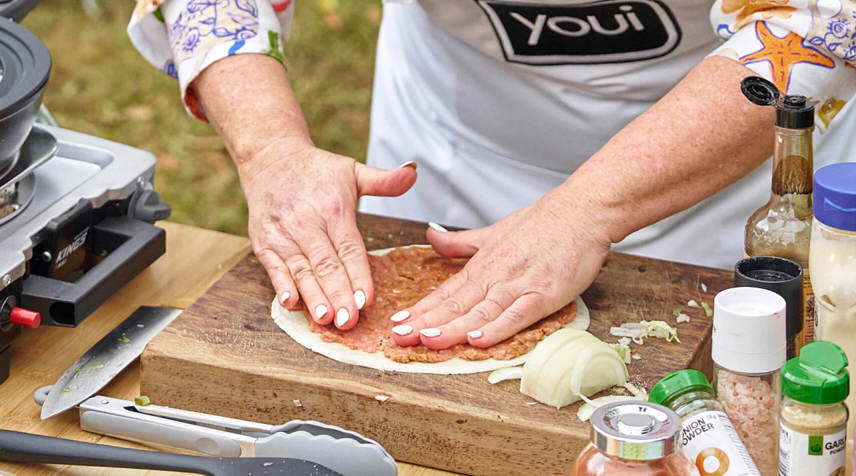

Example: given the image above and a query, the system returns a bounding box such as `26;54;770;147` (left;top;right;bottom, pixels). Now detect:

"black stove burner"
0;126;54;224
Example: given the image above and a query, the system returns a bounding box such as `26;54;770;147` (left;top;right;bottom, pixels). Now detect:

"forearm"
560;55;776;244
189;54;312;178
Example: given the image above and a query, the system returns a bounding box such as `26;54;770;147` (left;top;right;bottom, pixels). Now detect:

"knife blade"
40;306;182;420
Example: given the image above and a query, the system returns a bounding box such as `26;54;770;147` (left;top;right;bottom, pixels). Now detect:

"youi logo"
477;0;681;65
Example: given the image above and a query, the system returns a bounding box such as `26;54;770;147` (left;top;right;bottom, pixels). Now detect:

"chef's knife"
40;306;182;420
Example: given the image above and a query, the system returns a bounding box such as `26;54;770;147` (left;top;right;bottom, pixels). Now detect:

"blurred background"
21;0;380;236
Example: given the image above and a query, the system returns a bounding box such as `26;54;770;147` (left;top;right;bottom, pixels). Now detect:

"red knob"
10;308;40;328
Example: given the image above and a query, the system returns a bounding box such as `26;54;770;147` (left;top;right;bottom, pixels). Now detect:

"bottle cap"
814;162;856;232
740;76;814;129
712;287;787;374
782;341;849;404
649;369;713;407
590;401;681;460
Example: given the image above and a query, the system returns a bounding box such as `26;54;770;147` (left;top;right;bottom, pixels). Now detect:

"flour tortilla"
271;246;590;374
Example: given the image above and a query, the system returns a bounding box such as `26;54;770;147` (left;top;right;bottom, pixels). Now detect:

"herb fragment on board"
61;387;70;393
672;307;682;317
86;364;104;370
118;336;132;344
134;395;151;406
701;301;713;317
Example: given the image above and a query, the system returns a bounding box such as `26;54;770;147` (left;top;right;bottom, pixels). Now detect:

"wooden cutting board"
140;213;731;476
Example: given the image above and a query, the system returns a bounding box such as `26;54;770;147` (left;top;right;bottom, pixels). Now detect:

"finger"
390;271;470;346
282;251;334;325
298;233;359;330
427;226;484;259
391;271;483;347
256;249;300;310
327;208;373;331
467;294;550;348
419;286;516;350
354;161;417;197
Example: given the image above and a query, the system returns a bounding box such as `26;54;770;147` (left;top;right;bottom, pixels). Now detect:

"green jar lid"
782;341;850;404
649;369;713;406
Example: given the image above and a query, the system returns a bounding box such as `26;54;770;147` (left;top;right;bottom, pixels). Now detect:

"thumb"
355;161;417;197
427;224;485;258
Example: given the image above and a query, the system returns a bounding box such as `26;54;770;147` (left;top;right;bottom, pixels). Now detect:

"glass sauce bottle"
571;401;698;476
741;76;815;357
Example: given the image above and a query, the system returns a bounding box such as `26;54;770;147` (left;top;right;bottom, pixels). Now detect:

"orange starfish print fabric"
738;21;834;93
720;0;795;30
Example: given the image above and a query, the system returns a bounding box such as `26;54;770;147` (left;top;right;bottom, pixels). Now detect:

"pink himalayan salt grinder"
712;287;786;476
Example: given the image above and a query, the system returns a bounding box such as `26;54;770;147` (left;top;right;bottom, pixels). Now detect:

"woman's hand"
388;189;611;349
239;138;417;330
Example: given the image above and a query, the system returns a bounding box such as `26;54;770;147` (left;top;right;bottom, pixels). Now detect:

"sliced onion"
518;329;629;409
487;366;524;384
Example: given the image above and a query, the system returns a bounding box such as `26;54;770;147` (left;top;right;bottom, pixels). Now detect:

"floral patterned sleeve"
128;0;295;120
710;0;856;131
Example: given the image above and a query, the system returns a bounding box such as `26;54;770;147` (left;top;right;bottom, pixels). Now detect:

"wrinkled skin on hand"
239;138;417;331
390;190;611;350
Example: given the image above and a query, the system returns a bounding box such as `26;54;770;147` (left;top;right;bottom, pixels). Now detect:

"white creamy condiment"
809;220;856;441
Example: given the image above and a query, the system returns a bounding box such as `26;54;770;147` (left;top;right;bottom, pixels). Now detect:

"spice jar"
571;401;698;476
650;369;760;475
712;287;786;476
809;162;856;444
778;341;849;476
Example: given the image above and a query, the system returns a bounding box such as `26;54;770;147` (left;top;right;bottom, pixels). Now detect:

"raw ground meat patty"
306;247;578;363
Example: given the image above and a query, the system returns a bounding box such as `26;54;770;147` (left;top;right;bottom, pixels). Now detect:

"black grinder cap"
741;76;814;129
0;17;50;119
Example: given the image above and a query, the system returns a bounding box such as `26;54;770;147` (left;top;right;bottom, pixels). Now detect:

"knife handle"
0;429;215;475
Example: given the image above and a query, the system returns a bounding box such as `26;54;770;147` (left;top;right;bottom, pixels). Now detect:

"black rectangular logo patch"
477;0;681;65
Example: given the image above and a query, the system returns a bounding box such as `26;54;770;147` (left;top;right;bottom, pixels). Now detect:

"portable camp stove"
0;125;171;383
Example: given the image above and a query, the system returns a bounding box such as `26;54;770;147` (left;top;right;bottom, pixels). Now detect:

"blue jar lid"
814;163;856;232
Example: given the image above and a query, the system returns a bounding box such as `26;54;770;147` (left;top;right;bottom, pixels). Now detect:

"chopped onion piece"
487;366;524;384
623;381;648;398
687;299;700;308
676;313;691;323
701;282;708;292
631;354;641;360
610;320;680;344
701;301;713;317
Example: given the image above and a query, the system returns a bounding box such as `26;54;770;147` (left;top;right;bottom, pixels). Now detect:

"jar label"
681;410;760;476
778;425;845;476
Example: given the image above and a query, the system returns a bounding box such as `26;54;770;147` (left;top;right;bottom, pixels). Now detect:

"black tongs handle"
0;429;215;474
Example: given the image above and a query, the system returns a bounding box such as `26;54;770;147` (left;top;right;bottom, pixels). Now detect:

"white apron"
358;1;856;269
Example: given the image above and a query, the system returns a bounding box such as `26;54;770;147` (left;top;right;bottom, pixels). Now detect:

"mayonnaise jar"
809;162;856;445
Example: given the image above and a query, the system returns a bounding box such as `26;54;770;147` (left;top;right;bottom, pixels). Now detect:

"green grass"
21;0;380;235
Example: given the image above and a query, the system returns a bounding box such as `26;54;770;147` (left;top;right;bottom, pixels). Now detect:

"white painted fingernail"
467;330;483;339
354;290;366;310
280;292;291;304
392;324;413;336
428;222;448;233
390;310;410;322
314;304;328;320
420;328;441;338
336;308;350;327
398;161;417;169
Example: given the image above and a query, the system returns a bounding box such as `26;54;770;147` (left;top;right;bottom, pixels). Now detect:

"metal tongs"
34;389;397;476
